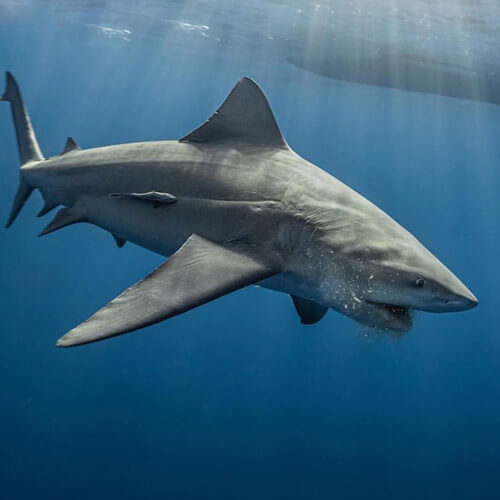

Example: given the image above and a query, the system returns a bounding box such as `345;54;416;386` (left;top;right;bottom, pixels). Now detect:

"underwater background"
0;1;499;498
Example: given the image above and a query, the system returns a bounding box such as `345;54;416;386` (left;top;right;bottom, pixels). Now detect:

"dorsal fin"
180;78;287;149
60;137;80;155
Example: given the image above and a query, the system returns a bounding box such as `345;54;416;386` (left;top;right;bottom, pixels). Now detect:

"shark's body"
2;73;477;347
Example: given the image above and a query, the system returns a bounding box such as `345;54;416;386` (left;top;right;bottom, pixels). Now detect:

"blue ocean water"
1;1;499;499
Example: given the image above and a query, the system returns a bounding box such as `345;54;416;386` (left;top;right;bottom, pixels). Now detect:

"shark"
1;72;477;347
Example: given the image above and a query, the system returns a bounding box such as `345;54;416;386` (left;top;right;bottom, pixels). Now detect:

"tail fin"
5;181;34;228
1;72;44;227
1;72;43;164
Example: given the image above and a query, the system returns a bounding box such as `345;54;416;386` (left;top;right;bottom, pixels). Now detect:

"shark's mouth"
365;300;414;333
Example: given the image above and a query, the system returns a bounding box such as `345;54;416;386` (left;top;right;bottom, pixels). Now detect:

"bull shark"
1;72;477;347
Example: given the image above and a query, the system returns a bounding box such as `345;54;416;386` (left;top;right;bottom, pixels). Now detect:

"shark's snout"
444;287;478;312
417;270;478;313
438;267;478;312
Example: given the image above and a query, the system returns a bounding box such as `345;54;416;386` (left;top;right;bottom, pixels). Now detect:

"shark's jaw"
363;300;414;333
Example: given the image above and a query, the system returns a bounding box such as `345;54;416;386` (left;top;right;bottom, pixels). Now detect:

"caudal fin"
1;72;43;164
1;72;44;227
5;181;34;228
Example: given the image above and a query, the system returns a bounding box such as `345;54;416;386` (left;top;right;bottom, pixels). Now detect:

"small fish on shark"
1;72;477;347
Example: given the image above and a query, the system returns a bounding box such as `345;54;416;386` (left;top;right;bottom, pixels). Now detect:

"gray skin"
2;73;477;346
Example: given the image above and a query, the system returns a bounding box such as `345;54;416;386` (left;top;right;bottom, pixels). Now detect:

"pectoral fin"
291;295;328;324
57;234;280;347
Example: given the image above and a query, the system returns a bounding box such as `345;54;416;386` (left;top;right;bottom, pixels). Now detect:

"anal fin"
37;193;59;217
39;206;86;236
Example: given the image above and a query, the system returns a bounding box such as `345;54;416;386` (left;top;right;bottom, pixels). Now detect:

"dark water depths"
0;1;499;498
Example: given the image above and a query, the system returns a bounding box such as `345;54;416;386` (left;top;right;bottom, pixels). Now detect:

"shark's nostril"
445;294;478;311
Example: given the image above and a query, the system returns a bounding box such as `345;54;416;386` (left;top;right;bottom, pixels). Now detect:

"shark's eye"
415;278;425;288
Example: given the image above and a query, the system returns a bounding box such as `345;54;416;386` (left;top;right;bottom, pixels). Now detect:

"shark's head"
315;201;478;333
355;233;478;332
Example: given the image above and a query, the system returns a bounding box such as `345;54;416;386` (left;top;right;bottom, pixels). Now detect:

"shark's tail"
1;72;44;227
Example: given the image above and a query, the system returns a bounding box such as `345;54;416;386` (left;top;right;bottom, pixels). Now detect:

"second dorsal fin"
60;137;80;155
180;78;287;149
